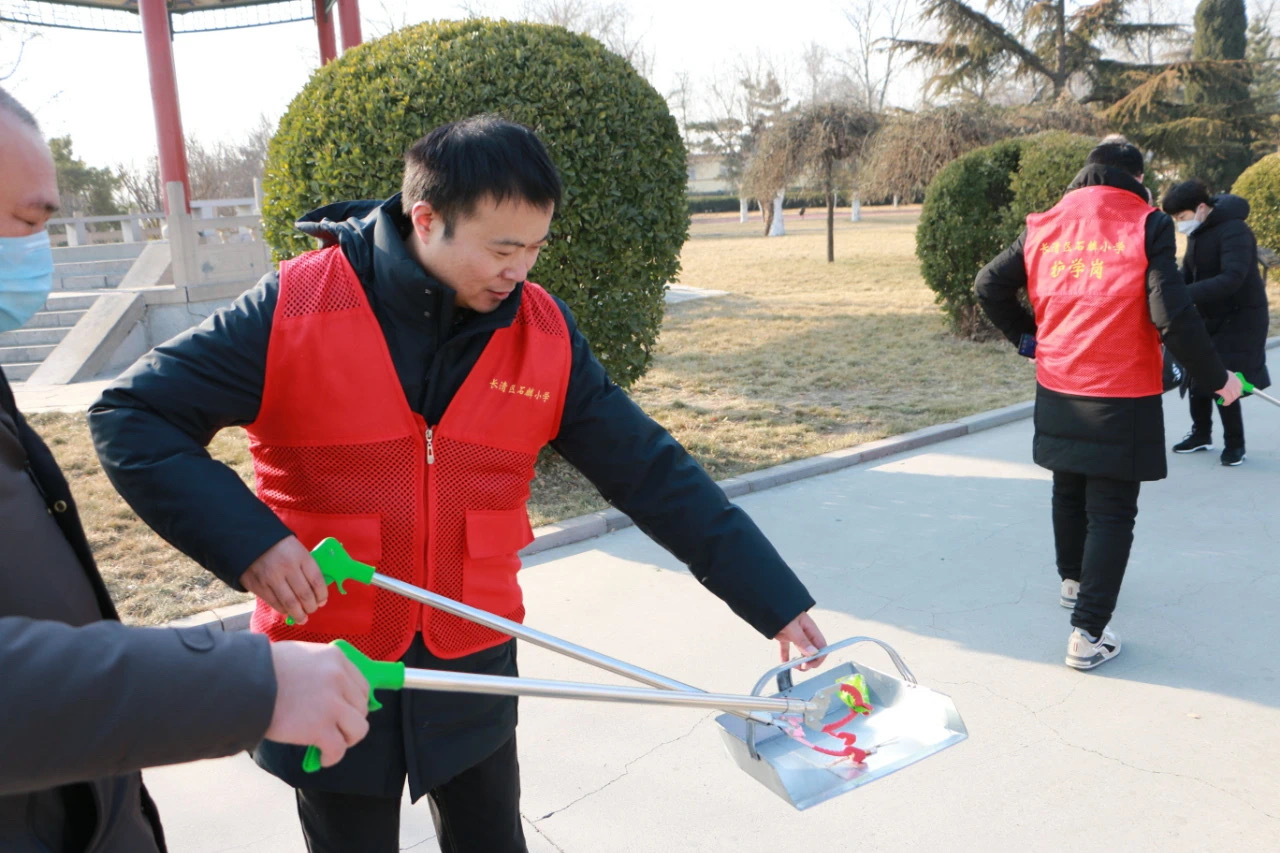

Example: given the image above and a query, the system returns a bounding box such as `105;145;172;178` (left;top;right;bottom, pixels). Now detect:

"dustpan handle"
745;637;916;761
756;636;917;697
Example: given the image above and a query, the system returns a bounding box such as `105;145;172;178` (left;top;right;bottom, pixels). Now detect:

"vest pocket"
462;507;534;616
270;508;381;636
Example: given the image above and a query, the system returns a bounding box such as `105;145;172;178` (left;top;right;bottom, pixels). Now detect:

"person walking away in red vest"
0;87;370;853
974;141;1242;670
88;115;828;853
1160;179;1269;467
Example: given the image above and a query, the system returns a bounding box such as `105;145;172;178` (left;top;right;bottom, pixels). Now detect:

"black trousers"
1052;472;1141;637
295;736;526;853
1189;392;1244;448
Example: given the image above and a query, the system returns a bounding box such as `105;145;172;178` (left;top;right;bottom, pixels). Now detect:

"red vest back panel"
246;246;571;660
1024;185;1163;398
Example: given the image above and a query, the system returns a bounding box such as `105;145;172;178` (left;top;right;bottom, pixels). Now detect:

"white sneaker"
1065;626;1121;670
1060;579;1079;609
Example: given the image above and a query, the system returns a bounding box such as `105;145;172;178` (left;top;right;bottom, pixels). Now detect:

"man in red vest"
975;141;1241;671
90;115;827;852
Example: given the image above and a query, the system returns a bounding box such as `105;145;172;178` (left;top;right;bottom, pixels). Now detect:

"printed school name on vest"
489;378;554;402
1038;237;1131;280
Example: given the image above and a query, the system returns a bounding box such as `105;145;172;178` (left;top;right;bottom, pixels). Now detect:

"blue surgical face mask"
0;231;54;333
1176;218;1201;236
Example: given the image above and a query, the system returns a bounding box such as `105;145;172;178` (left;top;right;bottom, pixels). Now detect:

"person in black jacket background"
89;115;828;853
1161;180;1270;466
975;141;1239;671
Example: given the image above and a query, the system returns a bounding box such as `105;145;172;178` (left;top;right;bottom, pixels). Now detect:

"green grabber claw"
301;639;406;773
285;538;377;626
1218;372;1255;406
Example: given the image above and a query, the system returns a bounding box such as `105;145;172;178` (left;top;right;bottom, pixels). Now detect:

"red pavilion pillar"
138;0;190;213
314;0;338;65
337;0;363;51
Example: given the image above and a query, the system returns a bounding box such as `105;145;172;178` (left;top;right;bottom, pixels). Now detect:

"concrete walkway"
138;390;1280;853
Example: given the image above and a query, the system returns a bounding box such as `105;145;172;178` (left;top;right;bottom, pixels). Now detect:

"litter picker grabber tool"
1219;371;1280;407
296;538;967;808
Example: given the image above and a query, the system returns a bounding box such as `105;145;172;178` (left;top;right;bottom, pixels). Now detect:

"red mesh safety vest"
1024;185;1162;398
245;246;571;660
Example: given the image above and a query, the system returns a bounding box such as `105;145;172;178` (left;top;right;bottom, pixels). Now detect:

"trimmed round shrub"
1232;153;1280;253
1005;132;1101;234
262;18;688;388
918;130;1134;338
916;138;1027;338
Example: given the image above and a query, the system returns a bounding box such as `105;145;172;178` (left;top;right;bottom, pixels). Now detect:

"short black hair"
1160;179;1212;216
401;114;562;238
1085;141;1144;178
0;86;40;133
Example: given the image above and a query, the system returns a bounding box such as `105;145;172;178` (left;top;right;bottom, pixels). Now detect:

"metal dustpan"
301;539;966;807
716;637;967;810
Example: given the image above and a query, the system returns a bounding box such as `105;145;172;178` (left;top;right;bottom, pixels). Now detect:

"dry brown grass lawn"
31;206;1047;625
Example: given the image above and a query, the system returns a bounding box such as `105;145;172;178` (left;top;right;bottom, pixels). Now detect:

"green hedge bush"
1232;153;1280;253
688;194;741;214
262;19;688;388
1004;132;1102;237
918;131;1115;337
916;138;1027;337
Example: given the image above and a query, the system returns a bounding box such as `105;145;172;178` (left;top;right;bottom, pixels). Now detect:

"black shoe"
1221;446;1246;466
1172;431;1212;453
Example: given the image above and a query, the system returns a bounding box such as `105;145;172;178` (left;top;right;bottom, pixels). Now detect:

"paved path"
139;390;1280;852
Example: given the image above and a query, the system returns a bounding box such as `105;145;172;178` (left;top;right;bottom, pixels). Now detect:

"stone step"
54;257;136;277
0;343;58;365
45;293;100;311
53;274;110;291
0;326;70;347
1;361;40;381
25;309;87;329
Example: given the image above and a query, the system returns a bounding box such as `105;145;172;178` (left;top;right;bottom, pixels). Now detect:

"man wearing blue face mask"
0;87;373;853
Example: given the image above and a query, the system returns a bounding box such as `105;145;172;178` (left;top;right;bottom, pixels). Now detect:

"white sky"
1;0;909;169
1;0;1214;171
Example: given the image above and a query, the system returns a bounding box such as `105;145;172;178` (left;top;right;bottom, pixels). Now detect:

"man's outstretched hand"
775;611;828;671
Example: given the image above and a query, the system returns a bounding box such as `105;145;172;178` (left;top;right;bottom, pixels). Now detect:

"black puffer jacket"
975;165;1227;481
1181;193;1270;390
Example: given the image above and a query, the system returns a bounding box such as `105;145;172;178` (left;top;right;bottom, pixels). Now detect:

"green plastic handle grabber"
284;537;376;626
300;638;405;773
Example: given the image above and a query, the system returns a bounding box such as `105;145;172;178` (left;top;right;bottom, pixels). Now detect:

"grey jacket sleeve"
1145;214;1229;393
0;617;276;796
974;231;1037;346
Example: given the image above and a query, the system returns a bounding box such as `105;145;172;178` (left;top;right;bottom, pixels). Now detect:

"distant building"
687;153;732;195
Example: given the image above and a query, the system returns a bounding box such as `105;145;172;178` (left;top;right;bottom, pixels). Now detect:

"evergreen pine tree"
1186;0;1253;188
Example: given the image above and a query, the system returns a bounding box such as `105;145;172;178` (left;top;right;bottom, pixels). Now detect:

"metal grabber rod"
295;539;827;772
296;539;748;707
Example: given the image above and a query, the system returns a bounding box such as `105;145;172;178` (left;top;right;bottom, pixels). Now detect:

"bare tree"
691;56;791;222
516;0;656;78
668;71;696;146
1;22;39;82
367;0;417;38
801;42;829;104
116;115;277;212
841;0;910;112
1120;0;1193;64
743;104;878;257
